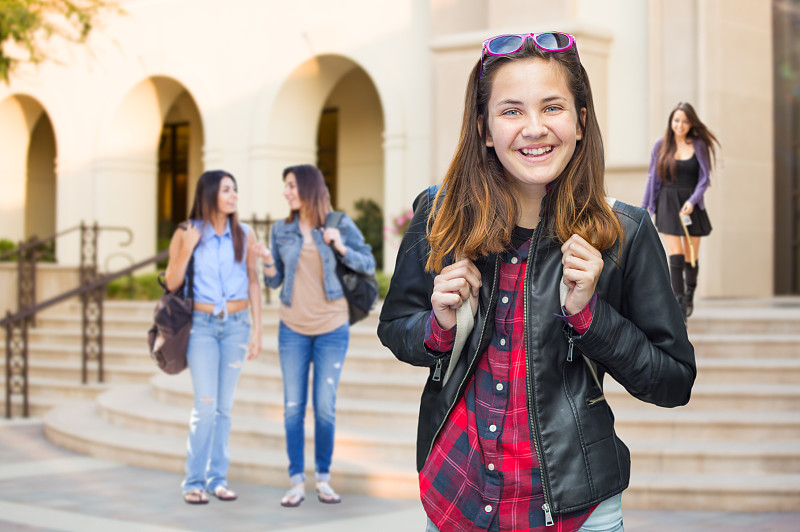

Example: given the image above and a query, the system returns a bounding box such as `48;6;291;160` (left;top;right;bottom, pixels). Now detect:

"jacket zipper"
523;223;555;526
567;334;574;362
564;327;606;406
432;359;442;382
425;256;501;461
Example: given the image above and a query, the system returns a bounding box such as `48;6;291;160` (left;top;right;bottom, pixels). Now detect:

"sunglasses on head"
480;32;579;76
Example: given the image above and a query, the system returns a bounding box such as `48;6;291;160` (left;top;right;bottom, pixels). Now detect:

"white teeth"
521;146;552;156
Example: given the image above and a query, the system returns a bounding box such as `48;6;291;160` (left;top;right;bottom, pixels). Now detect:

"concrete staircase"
2;298;799;510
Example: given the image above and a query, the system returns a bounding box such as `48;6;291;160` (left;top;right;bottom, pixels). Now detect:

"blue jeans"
278;321;349;484
181;309;250;494
425;516;624;531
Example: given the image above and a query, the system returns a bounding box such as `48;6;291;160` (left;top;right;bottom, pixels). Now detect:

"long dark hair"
188;170;245;262
426;37;622;272
283;164;331;227
657;102;720;184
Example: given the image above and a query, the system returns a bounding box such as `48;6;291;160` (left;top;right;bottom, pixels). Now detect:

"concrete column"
382;132;407;273
697;0;773;297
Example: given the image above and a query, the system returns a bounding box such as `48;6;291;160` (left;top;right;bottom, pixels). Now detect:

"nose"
522;114;547;138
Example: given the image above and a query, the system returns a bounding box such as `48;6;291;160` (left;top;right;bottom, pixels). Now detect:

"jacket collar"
195;218;231;243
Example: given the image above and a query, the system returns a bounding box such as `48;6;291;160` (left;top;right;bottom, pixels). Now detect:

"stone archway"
0;95;56;243
251;54;386;265
96;77;204;264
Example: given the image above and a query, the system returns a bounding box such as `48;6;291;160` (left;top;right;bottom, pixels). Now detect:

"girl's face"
484;58;584;194
216;176;238;215
283;172;303;211
671;109;691;139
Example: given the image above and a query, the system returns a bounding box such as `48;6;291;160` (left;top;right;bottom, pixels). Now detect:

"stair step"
43;400;419;498
239;359;428;402
26;323;387;351
604;381;800;411
688;300;800;335
97;384;416;464
628;440;800;475
693;358;800;384
26;359;159;383
27;342;157;367
691;333;800;359
58;300;384;328
613;409;800;442
625;473;800;512
150;373;420;431
26;377;109;400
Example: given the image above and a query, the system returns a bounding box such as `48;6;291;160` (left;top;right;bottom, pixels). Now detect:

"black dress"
654;154;713;236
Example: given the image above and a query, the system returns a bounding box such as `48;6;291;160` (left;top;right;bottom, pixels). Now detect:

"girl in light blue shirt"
165;170;262;505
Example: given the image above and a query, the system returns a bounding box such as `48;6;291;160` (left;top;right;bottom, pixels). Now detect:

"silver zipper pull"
542;502;554;526
432;359;442;382
567;335;574;362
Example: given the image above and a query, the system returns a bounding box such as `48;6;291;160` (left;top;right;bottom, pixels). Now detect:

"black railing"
2;217;277;418
0;223;149;419
0;223;133;327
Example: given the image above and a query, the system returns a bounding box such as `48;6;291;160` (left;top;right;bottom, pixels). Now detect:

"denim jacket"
265;213;376;307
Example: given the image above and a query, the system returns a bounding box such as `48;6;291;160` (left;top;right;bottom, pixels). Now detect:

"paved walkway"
0;419;798;532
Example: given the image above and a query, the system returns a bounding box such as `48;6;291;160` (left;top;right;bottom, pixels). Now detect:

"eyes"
500;104;564;116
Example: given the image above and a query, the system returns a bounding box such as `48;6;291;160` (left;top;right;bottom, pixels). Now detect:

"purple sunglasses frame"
479;32;579;76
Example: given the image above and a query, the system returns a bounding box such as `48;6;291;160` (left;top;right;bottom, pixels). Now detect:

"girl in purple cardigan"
642;102;720;318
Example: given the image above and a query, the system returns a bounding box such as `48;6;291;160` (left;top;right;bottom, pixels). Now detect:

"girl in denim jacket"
251;164;375;507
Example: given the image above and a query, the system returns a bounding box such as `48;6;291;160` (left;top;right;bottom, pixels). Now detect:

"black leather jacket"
377;187;696;516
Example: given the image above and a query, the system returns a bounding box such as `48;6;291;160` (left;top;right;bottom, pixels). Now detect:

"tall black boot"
668;254;687;321
684;260;698;318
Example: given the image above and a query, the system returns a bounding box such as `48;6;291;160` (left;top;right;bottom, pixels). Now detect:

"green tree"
0;0;120;83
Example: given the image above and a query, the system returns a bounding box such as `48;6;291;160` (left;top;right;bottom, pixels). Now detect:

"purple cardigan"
641;137;711;214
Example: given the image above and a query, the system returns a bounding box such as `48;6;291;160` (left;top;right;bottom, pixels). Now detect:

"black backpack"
325;212;379;324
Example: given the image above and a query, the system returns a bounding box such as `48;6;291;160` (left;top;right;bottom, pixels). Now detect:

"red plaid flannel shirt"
421;237;598;532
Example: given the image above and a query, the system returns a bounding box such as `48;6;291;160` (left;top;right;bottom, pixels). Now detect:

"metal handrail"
1;250;168;328
3;240;167;419
3;216;272;418
0;224;132;262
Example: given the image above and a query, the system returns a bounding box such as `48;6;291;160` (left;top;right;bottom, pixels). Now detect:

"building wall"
0;0;432;270
0;0;781;297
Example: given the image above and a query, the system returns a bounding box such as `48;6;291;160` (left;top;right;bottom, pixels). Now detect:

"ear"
576;108;587;141
478;115;494;147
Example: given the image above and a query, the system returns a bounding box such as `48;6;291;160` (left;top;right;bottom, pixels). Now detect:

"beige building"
0;0;795;298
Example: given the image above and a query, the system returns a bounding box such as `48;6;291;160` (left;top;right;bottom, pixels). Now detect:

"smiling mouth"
520;146;553;157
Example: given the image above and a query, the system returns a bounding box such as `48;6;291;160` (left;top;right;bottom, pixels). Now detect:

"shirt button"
501;296;509;304
496;382;504;392
500;338;506;347
511;256;518;264
484;505;492;513
489;424;497;433
487;463;495;471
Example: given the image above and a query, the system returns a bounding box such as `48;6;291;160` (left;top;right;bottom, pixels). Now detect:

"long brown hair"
283;164;332;227
188;170;246;262
656;102;720;184
426;37;622;272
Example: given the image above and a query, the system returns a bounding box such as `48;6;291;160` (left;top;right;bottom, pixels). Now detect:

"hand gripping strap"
443;297;474;385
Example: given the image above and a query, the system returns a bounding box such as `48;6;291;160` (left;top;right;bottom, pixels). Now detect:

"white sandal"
280;484;305;507
316;481;341;504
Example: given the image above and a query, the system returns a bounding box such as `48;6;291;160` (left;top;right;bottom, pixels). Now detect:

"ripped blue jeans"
182;309;250;494
279;321;349;484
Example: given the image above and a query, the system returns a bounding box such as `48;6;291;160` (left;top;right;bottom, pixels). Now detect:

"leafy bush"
106;272;163;300
352;198;383;271
376;269;391;300
0;237;55;262
0;238;16;260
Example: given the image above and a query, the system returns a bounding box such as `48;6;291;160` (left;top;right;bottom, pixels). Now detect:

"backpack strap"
177;222;197;300
325;211;345;230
